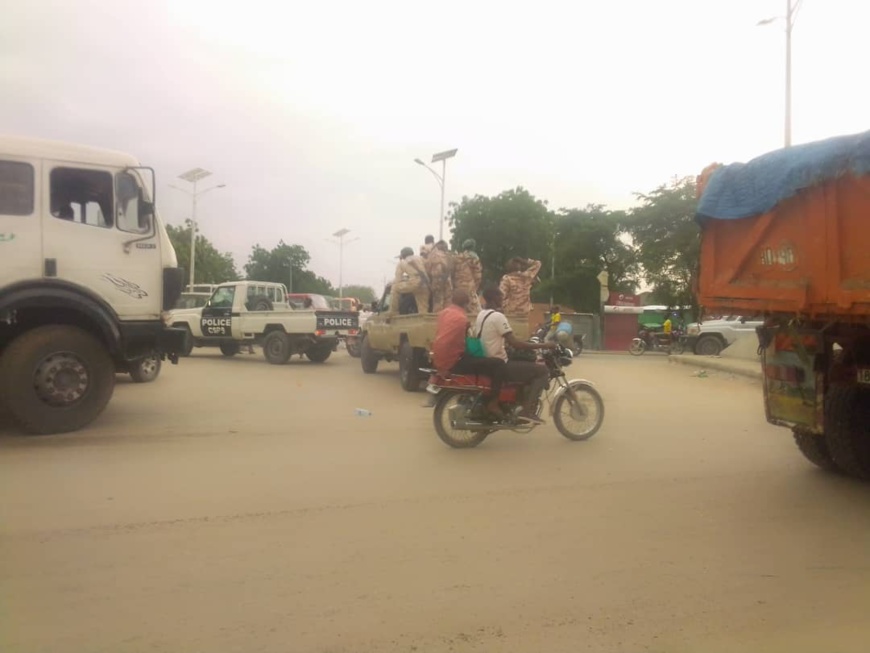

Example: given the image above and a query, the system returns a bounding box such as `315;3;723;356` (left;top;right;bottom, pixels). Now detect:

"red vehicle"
425;344;604;449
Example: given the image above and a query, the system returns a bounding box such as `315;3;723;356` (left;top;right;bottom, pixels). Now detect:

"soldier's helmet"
400;246;414;258
461;239;476;251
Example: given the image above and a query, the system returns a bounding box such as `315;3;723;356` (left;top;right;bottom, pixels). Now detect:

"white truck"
0;136;186;434
169;280;359;363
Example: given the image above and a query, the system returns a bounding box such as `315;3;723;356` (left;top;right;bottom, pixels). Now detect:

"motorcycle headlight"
558;348;574;367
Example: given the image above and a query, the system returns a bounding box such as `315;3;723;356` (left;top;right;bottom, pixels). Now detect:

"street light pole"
327;228;360;298
758;0;802;147
170;167;225;289
415;148;458;242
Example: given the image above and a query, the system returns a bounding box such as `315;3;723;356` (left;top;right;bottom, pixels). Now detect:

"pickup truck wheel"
399;341;425;392
346;337;361;358
220;343;240;357
129;352;162;383
305;346;332;363
695;335;723;356
824;385;870;479
793;426;839;473
0;325;115;435
263;331;291;365
361;335;379;373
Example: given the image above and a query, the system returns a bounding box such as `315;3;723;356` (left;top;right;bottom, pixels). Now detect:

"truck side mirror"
371;301;379;312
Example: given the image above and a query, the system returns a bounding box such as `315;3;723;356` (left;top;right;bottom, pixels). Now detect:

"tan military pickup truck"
359;283;528;391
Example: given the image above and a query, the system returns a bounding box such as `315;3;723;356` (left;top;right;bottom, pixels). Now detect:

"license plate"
858;369;870;385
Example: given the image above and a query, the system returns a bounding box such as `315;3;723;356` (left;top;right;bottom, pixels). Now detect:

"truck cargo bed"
697;174;870;319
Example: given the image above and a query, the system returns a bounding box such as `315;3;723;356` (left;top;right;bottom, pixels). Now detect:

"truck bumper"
683;335;699;352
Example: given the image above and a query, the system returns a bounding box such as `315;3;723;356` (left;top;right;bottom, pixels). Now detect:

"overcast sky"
2;0;868;292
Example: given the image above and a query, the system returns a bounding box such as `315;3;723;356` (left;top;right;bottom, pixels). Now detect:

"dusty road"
2;350;869;653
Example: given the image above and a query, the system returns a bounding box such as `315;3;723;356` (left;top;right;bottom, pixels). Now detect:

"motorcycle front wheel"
553;383;605;441
629;339;646;356
433;391;491;449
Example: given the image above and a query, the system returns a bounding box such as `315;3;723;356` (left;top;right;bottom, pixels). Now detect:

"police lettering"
321;317;355;328
202;317;231;327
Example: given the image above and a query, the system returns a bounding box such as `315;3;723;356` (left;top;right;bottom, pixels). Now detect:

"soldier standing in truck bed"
452;239;483;314
426;240;454;313
499;257;541;315
391;247;431;314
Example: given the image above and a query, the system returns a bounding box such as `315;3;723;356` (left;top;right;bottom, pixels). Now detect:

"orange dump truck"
696;131;870;478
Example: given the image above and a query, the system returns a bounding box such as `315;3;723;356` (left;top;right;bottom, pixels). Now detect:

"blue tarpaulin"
697;130;870;221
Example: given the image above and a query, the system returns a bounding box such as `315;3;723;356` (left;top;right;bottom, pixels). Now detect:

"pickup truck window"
0;160;34;215
210;286;235;308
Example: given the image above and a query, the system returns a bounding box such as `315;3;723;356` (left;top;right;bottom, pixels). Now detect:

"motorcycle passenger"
432;288;506;417
477;285;556;423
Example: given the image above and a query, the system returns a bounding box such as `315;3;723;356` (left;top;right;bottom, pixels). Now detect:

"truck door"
41;163;162;319
0;158;42;285
200;285;236;339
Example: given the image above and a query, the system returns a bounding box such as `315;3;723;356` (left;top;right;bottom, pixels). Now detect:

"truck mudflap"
158;325;188;361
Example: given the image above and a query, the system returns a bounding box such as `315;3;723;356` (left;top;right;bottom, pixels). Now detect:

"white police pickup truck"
169;281;358;363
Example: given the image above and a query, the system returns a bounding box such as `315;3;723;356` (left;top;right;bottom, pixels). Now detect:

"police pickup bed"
168;281;358;363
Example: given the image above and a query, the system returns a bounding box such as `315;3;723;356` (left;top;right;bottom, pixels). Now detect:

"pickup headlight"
687;324;700;336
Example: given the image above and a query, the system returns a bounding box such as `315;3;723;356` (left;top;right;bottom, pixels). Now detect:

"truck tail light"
315;329;326;336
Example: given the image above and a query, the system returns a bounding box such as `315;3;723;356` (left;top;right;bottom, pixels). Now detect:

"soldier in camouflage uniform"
390;246;431;314
499;257;541;315
425;240;454;313
451;238;483;314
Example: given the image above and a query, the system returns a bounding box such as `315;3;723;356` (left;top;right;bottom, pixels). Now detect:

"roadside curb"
668;354;763;380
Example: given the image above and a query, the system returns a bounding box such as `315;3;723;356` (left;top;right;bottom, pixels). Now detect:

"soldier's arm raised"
524;259;542;279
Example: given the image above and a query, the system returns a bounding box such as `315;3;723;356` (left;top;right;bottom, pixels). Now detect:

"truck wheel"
824;385;870;479
695;335;723;356
220;343;240;357
792;426;839;473
178;325;194;357
305;346;332;363
0;325;115;435
361;335;379;374
129;352;162;383
399;341;425;392
262;331;291;365
346;338;361;358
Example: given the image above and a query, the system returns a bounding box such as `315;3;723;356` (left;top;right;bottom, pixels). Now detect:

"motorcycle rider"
477;285;556;423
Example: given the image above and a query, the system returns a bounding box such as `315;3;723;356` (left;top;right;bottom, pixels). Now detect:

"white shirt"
474;309;512;362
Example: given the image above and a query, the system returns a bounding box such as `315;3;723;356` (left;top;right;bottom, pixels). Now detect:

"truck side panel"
698;174;870;318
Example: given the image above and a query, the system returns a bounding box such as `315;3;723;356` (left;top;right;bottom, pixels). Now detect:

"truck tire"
262;331;291;365
346;337;361;358
220;343;240;357
824;385;870;480
360;335;379;374
792;426;839;473
0;325;115;435
305;345;332;363
695;335;723;356
129;352;162;383
247;295;274;312
399;340;425;392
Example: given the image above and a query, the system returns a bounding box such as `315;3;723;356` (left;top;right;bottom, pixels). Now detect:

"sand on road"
2;351;870;653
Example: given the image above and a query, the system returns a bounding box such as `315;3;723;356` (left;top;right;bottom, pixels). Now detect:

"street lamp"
169;167;226;288
326;228;360;298
414;148;458;242
758;0;803;147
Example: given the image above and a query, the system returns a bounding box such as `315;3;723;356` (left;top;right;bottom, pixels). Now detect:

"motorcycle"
531;322;584;356
424;344;605;449
629;326;686;355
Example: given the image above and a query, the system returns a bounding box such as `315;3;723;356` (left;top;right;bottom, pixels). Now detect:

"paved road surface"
2;351;869;653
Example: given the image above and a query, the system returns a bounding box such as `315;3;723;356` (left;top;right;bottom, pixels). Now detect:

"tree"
537;205;640;313
626;177;700;309
448;187;553;287
166;222;239;284
340;285;377;303
243;241;336;295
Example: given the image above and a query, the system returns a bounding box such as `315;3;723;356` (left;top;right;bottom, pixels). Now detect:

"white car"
685;316;764;356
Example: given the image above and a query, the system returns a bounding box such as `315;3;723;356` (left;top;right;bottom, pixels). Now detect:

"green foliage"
243;241;336;295
166;222;239;284
339;285;377;303
448;187;552;287
534;205;640;313
626;177;700;309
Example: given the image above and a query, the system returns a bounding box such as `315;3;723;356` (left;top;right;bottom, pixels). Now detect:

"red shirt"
432;304;469;373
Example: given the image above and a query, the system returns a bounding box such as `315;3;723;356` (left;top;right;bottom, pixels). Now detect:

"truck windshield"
209;286;235;308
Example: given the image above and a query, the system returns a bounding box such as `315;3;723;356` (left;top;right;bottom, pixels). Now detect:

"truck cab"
0;136;186;434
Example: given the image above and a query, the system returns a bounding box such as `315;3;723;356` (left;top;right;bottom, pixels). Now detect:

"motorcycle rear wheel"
433;392;492;449
629;339;646;356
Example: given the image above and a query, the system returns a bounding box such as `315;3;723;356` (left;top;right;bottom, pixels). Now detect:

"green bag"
465;311;494;358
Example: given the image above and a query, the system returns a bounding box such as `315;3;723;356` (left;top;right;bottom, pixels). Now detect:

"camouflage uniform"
452;251;483;314
425;247;454;313
390;255;431;314
499;258;541;315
